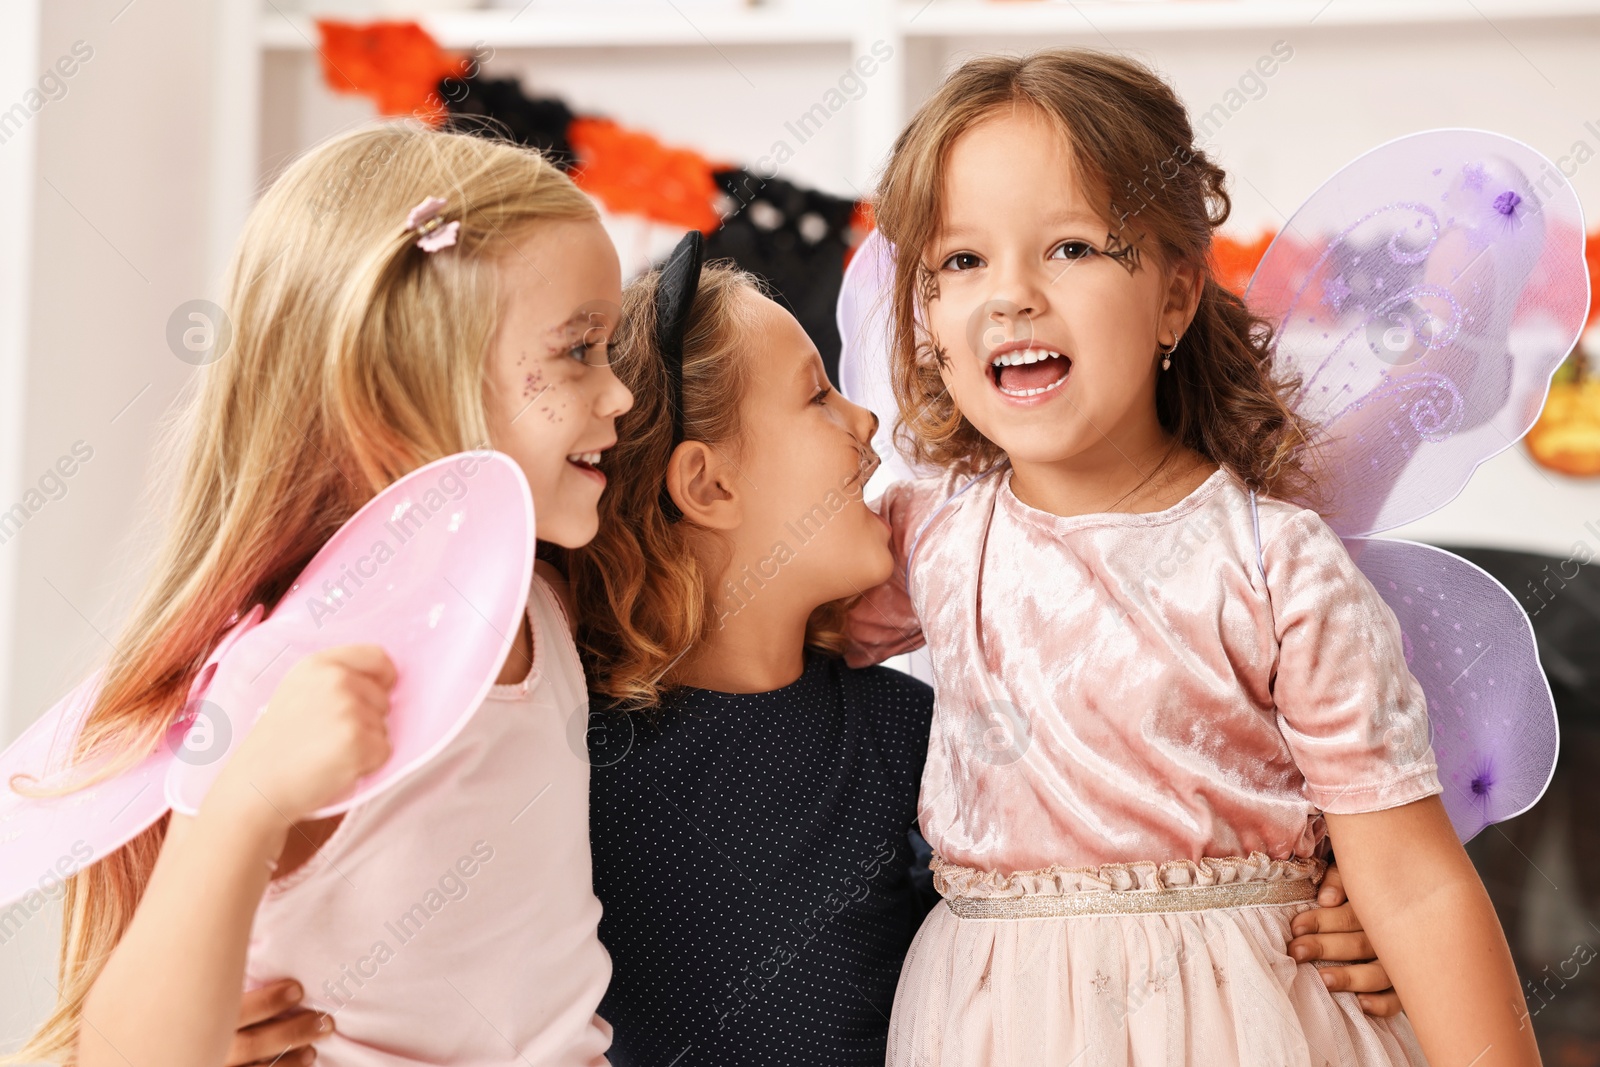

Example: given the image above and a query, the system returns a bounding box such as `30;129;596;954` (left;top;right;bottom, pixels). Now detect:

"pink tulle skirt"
887;853;1427;1067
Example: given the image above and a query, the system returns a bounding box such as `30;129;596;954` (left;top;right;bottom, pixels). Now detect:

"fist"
219;645;398;824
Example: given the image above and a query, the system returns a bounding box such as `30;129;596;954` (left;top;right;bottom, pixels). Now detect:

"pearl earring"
1160;335;1181;371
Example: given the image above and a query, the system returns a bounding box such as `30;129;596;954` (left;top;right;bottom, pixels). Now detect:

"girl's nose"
597;365;634;417
838;393;879;445
990;255;1051;320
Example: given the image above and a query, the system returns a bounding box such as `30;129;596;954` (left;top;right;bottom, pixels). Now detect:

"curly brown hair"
565;262;852;711
873;48;1318;503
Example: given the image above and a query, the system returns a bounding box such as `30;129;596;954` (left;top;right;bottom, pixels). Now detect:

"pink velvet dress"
847;465;1441;1067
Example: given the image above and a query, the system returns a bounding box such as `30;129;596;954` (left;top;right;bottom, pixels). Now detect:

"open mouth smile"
988;343;1072;399
566;443;614;484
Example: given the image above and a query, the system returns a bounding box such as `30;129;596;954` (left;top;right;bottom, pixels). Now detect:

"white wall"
0;0;220;1053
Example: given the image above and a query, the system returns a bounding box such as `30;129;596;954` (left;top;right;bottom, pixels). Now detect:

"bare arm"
1325;796;1538;1066
77;645;396;1067
79;793;290;1067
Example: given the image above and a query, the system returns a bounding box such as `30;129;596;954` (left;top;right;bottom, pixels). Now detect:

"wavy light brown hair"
873;48;1317;501
567;263;849;711
9;122;596;1066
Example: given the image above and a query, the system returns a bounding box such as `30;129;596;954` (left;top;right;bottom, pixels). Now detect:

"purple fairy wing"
1347;537;1557;841
837;228;938;497
1247;131;1584;841
1246;129;1588;538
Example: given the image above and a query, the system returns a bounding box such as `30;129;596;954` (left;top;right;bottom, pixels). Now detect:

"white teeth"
568;451;602;466
997;374;1070;398
990;348;1065;367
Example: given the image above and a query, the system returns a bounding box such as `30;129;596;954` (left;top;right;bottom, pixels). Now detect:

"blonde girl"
10;123;631;1067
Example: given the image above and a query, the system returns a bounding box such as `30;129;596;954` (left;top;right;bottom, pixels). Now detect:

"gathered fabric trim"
931;850;1325;899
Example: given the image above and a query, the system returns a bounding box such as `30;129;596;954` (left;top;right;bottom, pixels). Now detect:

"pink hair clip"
405;196;460;253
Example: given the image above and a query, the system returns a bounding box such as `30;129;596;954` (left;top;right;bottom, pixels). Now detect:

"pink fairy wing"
0;451;534;907
165;450;535;818
1246;129;1588;538
0;677;176;909
0;605;264;910
1347;537;1557;841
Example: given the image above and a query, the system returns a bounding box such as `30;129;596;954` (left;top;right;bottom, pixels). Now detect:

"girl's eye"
1051;241;1097;261
812;385;832;405
567;340;611;364
940;252;983;272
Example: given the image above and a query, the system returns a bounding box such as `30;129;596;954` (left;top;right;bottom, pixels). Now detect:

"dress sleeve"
843;478;936;668
1261;509;1443;815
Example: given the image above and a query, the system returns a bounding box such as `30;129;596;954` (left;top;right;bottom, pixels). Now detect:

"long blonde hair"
9;121;596;1065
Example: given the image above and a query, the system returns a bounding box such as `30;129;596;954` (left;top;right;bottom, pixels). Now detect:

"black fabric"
705;168;857;383
589;654;935;1067
439;75;577;169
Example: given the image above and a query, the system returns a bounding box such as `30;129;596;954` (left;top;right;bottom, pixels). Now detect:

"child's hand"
214;645;397;826
226;980;331;1066
1287;863;1401;1018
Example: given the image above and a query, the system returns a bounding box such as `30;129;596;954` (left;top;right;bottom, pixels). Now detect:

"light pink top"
846;466;1442;875
245;574;612;1066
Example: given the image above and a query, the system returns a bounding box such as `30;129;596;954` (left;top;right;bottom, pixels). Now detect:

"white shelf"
261;0;1600;51
259;7;859;50
900;0;1600;36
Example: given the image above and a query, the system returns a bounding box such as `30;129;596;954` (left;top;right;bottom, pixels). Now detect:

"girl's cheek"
522;366;546;401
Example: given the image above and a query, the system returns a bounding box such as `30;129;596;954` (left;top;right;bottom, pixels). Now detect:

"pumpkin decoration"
1525;350;1600;476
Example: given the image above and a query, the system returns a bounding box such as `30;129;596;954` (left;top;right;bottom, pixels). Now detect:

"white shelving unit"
260;6;861;48
217;0;1600;279
900;0;1600;34
259;0;1600;50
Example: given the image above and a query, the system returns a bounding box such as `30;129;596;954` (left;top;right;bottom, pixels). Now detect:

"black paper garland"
439;72;861;381
706;167;858;381
440;74;577;169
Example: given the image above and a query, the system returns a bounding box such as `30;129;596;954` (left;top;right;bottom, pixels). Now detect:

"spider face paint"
1103;230;1142;276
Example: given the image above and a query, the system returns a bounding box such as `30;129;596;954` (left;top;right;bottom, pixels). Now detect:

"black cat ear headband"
655;229;705;523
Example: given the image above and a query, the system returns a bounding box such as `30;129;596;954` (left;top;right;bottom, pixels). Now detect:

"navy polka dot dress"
588;652;936;1067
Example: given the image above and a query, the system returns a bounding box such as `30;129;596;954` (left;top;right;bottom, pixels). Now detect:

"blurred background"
2;0;1599;1062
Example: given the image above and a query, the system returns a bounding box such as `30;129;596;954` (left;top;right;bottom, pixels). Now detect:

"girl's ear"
665;440;741;530
1161;258;1205;338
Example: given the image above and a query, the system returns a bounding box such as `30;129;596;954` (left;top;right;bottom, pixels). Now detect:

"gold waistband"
943;876;1317;919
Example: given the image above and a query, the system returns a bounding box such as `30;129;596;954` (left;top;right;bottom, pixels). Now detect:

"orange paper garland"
566;117;725;233
316;21;468;124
